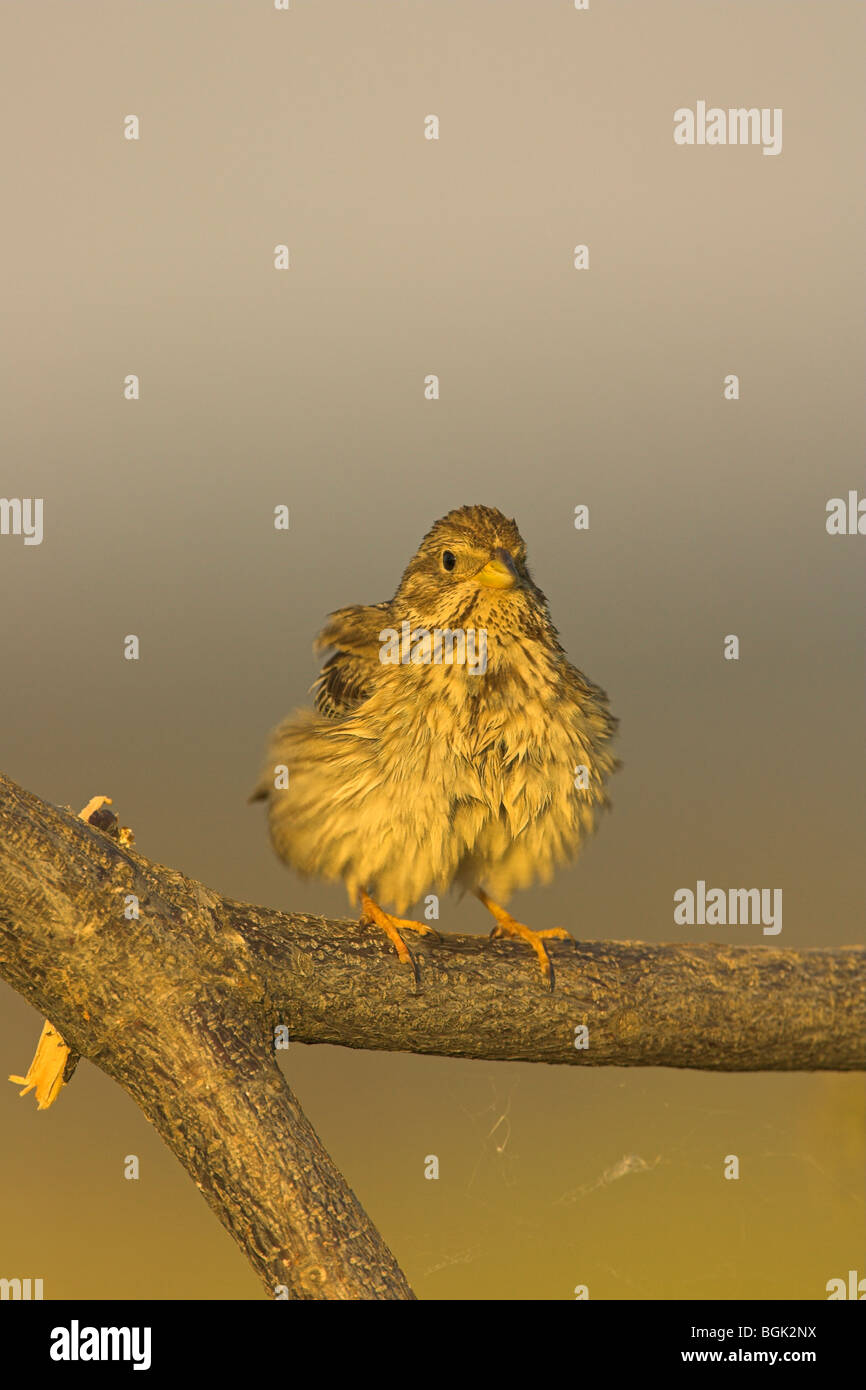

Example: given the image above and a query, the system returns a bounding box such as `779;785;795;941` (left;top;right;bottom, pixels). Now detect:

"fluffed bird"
252;504;619;988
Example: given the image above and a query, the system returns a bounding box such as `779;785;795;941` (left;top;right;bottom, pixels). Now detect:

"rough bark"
1;771;863;1298
0;773;412;1300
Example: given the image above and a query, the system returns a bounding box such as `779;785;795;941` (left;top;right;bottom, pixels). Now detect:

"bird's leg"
475;887;572;990
359;891;439;970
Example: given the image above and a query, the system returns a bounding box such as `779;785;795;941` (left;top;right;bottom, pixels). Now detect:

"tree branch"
0;773;412;1300
1;771;863;1297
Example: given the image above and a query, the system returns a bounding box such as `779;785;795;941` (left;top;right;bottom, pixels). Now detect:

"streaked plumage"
254;505;619;984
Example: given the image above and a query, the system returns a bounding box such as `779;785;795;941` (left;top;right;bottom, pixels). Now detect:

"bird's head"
392;505;552;651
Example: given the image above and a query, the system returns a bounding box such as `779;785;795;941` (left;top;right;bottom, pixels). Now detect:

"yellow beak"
476;555;518;590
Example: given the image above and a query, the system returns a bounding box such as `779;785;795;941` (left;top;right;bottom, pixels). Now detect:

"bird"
252;504;619;989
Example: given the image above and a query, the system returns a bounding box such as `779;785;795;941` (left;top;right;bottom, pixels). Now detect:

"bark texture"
1;771;863;1298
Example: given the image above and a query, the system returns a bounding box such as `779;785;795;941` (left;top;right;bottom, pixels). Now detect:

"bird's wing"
310;602;390;719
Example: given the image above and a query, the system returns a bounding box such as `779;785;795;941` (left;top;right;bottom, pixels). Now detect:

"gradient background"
1;0;863;1300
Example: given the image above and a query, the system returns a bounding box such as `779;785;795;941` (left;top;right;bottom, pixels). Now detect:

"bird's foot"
476;889;571;990
359;892;439;977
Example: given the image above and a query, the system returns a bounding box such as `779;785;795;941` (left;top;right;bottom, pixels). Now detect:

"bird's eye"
441;550;456;572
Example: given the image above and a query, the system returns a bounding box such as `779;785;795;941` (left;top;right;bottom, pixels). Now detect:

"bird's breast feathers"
262;637;618;911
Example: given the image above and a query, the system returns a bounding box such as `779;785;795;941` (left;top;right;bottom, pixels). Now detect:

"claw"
359;891;439;981
477;889;573;990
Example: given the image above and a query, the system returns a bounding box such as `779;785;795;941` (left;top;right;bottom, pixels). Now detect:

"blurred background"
1;0;863;1300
